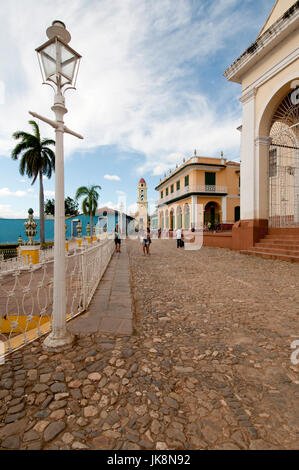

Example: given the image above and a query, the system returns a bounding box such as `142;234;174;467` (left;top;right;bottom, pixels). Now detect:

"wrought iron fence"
0;239;114;356
0;254;32;273
39;246;54;263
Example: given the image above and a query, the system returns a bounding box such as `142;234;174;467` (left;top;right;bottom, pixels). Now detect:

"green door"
205;172;216;189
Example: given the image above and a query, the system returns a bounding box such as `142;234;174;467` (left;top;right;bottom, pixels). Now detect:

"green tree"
65;196;79;216
45;197;79;216
45;198;55;215
11;120;55;245
75;185;101;240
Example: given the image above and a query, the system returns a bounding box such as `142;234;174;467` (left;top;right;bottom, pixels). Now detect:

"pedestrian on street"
114;224;121;253
176;227;182;248
143;227;151;255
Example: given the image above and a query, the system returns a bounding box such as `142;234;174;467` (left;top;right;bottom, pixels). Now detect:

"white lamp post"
31;21;83;351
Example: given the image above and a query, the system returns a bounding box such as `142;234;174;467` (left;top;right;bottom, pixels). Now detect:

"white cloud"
44;190;55;197
0;187;27;197
100;201;118;210
0;0;254;173
0;204;28;219
104;175;121;181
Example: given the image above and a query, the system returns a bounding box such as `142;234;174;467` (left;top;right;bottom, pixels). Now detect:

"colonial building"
223;0;299;255
155;152;240;231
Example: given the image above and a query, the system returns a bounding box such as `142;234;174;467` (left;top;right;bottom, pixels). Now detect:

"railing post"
81;250;87;310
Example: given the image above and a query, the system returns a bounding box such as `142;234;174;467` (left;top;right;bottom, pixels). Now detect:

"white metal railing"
157;184;228;205
39;246;54;263
68;240;78;252
0;239;114;355
0;254;32;273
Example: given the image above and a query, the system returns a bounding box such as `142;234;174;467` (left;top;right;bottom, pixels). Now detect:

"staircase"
241;228;299;262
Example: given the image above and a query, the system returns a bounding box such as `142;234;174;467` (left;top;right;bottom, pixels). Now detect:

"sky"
0;0;275;219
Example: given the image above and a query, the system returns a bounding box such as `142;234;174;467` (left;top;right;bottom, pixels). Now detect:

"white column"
44;93;73;351
191;195;197;228
255;136;272;220
239;88;256;220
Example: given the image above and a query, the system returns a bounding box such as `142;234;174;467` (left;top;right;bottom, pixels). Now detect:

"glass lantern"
36;21;81;90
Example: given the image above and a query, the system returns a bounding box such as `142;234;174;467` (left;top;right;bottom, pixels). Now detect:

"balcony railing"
158;184;228;205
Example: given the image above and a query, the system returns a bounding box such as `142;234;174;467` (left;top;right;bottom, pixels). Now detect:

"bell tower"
137;178;148;230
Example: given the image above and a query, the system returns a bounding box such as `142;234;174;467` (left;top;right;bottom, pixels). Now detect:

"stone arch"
257;77;299;227
204;201;221;225
257;75;299;137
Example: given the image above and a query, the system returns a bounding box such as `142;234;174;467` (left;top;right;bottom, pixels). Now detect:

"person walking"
114;224;121;253
176;227;182;248
142;227;151;255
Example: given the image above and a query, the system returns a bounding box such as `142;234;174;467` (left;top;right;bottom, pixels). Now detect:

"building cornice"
155;162;226;190
239;88;257;104
223;2;299;84
157;191;228;207
255;136;273;146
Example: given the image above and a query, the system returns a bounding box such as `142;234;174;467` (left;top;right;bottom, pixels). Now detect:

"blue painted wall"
0;215;99;244
0;212;133;244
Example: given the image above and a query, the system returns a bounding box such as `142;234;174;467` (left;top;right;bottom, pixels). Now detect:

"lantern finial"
46;20;71;43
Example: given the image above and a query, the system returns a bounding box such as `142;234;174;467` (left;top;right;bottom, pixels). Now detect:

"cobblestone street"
0;240;298;450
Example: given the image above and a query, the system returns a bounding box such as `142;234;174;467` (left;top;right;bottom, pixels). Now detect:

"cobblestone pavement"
0;240;298;450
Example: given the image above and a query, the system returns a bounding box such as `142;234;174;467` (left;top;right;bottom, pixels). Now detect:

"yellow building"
155;152;240;230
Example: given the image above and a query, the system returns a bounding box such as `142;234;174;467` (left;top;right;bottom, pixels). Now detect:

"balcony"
157;185;228;206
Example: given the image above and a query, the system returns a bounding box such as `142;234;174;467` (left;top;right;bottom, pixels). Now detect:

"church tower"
137;178;148;230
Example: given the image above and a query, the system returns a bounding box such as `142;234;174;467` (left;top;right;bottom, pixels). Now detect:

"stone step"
240;249;299;263
265;233;299;240
256;241;299;250
260;238;299;245
250;246;299;256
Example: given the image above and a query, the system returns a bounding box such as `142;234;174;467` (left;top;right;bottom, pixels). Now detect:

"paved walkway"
68;243;133;337
0;239;298;450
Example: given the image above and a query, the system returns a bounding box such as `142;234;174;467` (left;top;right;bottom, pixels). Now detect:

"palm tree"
75;185;101;240
11;120;55;245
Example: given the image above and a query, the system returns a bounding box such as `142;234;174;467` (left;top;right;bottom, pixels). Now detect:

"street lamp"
31;21;83;351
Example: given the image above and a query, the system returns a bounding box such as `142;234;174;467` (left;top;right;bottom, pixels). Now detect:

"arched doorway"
255;79;299;229
234;206;240;222
161;211;164;230
176;206;182;229
204;201;220;225
268;91;299;228
169;209;174;230
165;210;169;229
183;204;190;229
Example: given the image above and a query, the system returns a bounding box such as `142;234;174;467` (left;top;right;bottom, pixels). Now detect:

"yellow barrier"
0;315;51;334
1;314;71;355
